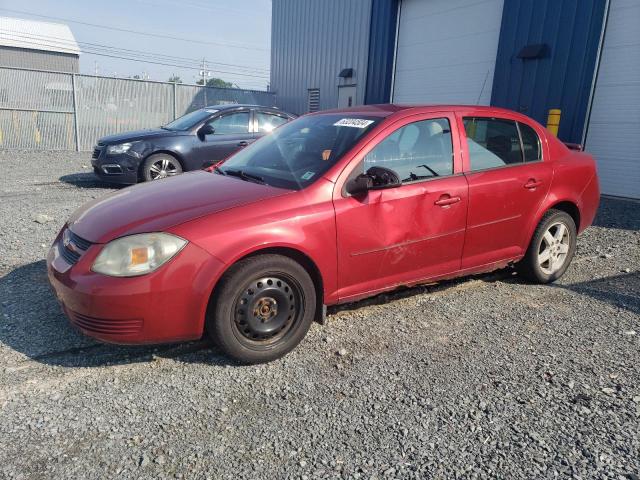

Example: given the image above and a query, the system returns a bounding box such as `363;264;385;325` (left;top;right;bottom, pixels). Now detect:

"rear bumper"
47;235;225;344
579;173;601;232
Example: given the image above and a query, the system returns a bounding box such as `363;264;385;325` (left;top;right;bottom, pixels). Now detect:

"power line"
0;29;270;74
0;7;269;51
1;35;271;79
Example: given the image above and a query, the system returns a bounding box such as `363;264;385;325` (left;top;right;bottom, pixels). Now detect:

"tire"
207;254;317;364
517;209;577;283
142;153;182;182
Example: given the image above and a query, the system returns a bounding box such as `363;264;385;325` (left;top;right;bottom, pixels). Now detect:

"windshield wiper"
160;125;172;130
224;168;266;185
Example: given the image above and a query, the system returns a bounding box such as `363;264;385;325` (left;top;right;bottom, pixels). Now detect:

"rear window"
463;117;524;171
519;122;542;162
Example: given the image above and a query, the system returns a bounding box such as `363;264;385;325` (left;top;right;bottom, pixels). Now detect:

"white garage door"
392;0;504;105
585;0;640;199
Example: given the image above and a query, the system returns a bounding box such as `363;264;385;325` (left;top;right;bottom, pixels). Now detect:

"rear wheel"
142;153;182;181
517;209;577;283
207;254;317;364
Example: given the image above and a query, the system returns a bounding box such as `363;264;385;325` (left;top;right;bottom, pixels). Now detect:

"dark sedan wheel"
142;153;182;181
207;254;316;364
517;209;577;284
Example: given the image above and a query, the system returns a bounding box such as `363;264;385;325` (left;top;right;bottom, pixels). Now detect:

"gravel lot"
1;150;639;479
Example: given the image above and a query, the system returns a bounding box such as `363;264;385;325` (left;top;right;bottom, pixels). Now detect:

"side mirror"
198;124;215;139
345;166;401;196
345;174;373;196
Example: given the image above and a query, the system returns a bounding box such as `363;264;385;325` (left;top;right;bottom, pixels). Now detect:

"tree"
168;75;182;84
196;77;234;88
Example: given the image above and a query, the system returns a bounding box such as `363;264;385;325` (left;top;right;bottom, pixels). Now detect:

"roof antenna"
476;68;491;105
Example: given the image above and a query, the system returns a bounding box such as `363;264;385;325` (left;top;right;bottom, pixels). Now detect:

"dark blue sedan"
91;104;295;184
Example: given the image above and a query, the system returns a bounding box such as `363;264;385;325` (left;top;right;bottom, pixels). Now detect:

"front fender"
170;187;339;304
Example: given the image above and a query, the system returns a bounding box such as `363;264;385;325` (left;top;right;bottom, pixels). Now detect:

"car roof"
314;104;525;118
200;104;279;111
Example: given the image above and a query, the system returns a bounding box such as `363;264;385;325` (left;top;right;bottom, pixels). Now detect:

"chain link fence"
0;66;276;151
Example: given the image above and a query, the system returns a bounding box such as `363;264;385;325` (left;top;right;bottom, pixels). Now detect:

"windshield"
218;114;381;190
163;108;218;131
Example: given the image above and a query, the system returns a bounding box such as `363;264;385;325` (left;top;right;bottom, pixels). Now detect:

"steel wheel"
537;221;571;275
148;156;180;180
232;274;303;348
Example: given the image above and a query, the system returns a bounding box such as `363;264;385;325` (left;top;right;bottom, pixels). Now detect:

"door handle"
524;178;542;189
434;195;461;207
237;141;249;147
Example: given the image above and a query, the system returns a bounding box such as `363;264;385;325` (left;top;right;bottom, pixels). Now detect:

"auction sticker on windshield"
333;118;375;128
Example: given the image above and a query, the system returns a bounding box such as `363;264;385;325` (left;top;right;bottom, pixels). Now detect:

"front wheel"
517;209;577;283
207;255;317;364
142;153;182;181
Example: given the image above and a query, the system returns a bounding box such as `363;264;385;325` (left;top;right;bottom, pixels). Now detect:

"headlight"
107;142;133;155
92;233;187;277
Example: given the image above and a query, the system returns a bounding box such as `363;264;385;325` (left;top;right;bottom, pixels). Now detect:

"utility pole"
199;58;212;106
94;61;99;76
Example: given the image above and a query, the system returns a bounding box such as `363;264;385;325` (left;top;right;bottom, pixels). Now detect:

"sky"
0;0;272;90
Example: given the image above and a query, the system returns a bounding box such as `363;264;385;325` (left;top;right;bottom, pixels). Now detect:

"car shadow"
553;271;640;316
3;261;637;369
58;172;125;190
0;260;233;368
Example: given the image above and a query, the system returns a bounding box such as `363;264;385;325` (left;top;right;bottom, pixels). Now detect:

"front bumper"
47;231;225;344
91;147;141;185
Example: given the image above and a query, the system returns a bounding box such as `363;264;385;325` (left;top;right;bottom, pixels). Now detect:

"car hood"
98;128;181;144
67;171;291;244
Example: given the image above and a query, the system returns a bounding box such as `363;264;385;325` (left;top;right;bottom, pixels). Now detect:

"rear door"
254;110;290;139
332;112;468;301
459;113;552;268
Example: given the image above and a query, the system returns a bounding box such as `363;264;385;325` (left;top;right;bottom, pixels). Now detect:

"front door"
459;115;553;268
195;109;254;166
333;113;468;301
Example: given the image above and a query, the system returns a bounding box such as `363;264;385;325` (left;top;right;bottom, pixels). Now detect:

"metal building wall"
490;0;607;144
364;0;399;104
0;46;79;73
271;0;373;115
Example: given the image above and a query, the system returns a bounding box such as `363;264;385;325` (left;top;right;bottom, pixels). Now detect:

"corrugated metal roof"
0;16;81;56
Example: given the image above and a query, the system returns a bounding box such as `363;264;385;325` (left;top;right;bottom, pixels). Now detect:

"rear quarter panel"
530;140;600;238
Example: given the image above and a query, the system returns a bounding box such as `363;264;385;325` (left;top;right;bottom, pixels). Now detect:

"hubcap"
538;221;570;275
233;276;302;345
149;158;179;180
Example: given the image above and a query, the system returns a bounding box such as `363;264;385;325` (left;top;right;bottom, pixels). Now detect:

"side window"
363;118;453;182
256;112;288;133
463;117;524;171
207;111;250;135
519;122;542;162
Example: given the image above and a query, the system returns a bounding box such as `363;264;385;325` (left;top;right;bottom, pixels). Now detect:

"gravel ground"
0;150;639;479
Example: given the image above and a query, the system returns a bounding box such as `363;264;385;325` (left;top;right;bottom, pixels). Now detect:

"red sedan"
47;105;600;363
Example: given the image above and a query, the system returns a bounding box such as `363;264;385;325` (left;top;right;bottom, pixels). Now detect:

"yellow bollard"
546;109;561;136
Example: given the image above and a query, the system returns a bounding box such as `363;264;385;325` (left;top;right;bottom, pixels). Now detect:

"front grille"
69;230;92;250
70;311;143;336
59;228;93;265
60;244;81;264
92;147;101;159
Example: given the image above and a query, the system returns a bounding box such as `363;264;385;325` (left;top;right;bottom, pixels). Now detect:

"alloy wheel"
149;157;180;180
537;221;571;275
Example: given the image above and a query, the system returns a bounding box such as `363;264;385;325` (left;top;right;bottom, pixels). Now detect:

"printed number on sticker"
333;118;375;129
